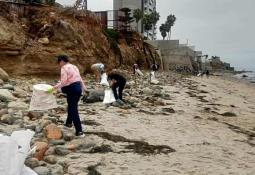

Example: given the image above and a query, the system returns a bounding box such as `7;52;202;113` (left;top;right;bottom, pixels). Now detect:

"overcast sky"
57;0;255;71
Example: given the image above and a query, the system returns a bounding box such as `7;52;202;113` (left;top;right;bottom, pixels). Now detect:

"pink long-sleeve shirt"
54;63;86;91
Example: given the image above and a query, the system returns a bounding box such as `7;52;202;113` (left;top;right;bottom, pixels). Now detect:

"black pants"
62;82;82;134
112;81;126;101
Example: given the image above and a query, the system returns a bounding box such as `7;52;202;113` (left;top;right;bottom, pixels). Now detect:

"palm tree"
133;9;143;32
150;11;160;40
159;24;167;40
143;13;153;39
165;14;176;40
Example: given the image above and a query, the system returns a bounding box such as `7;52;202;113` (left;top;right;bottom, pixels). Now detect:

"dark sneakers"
116;99;125;105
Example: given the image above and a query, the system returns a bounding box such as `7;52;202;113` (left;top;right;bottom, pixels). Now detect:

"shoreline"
211;71;255;87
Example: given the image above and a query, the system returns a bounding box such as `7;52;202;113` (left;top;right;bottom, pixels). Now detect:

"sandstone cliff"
0;2;160;76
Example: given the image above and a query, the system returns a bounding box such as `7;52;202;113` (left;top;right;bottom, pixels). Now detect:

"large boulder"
25;158;40;169
82;89;105;103
8;101;28;110
33;141;49;161
0;114;14;125
34;166;50;175
0;68;9;82
38;37;50;45
49;164;64;175
0;89;16;102
142;87;153;96
44;123;62;140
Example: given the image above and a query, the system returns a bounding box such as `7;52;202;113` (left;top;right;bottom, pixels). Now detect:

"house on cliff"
205;57;234;72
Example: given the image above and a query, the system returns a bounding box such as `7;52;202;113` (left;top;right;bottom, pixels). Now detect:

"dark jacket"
108;73;126;85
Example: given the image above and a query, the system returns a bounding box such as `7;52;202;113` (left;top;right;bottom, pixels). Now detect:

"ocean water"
235;72;255;83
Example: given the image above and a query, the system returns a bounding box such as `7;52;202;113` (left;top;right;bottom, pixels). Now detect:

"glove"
47;87;54;94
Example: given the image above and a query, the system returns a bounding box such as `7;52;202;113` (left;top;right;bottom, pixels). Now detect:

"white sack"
100;73;109;87
150;71;159;84
29;84;58;111
21;166;38;175
103;89;116;104
0;130;37;175
197;73;202;77
135;69;144;76
150;71;156;81
0;135;19;175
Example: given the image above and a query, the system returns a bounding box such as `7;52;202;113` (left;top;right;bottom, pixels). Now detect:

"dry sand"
64;75;255;175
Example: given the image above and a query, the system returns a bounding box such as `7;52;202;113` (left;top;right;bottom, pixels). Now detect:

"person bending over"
91;63;105;82
151;63;160;71
108;72;126;104
133;63;144;76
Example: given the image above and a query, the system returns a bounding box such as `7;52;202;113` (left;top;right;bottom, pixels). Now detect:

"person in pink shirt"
51;55;87;137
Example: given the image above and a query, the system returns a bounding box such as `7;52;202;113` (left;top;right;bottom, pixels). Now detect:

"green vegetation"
142;11;160;39
103;28;119;42
159;24;167;40
103;28;122;65
150;11;160;28
160;14;176;40
150;11;160;39
133;9;143;32
47;0;55;5
143;14;153;39
119;8;134;32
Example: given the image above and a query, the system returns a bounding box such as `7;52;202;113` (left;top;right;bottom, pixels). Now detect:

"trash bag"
135;69;144;76
103;89;116;104
150;71;159;84
150;71;156;81
100;73;109;87
21;166;38;175
0;130;37;175
29;84;58;111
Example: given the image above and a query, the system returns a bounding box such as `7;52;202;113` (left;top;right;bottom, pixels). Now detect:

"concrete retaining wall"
146;40;195;71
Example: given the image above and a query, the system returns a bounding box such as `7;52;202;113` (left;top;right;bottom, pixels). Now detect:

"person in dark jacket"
205;70;210;78
108;72;126;103
133;64;139;75
151;64;160;71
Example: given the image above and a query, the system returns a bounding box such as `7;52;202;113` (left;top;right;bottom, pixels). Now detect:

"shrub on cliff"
103;29;122;65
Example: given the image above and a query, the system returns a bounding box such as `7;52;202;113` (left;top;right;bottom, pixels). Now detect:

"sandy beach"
62;74;255;175
1;73;255;175
1;1;255;174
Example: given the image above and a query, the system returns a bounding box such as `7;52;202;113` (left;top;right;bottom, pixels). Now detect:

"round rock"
44;155;57;164
34;166;50;175
25;158;40;169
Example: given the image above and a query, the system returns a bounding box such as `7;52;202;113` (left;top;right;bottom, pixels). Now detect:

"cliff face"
0;3;160;76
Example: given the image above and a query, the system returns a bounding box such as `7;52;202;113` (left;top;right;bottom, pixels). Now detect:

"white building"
113;0;157;40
